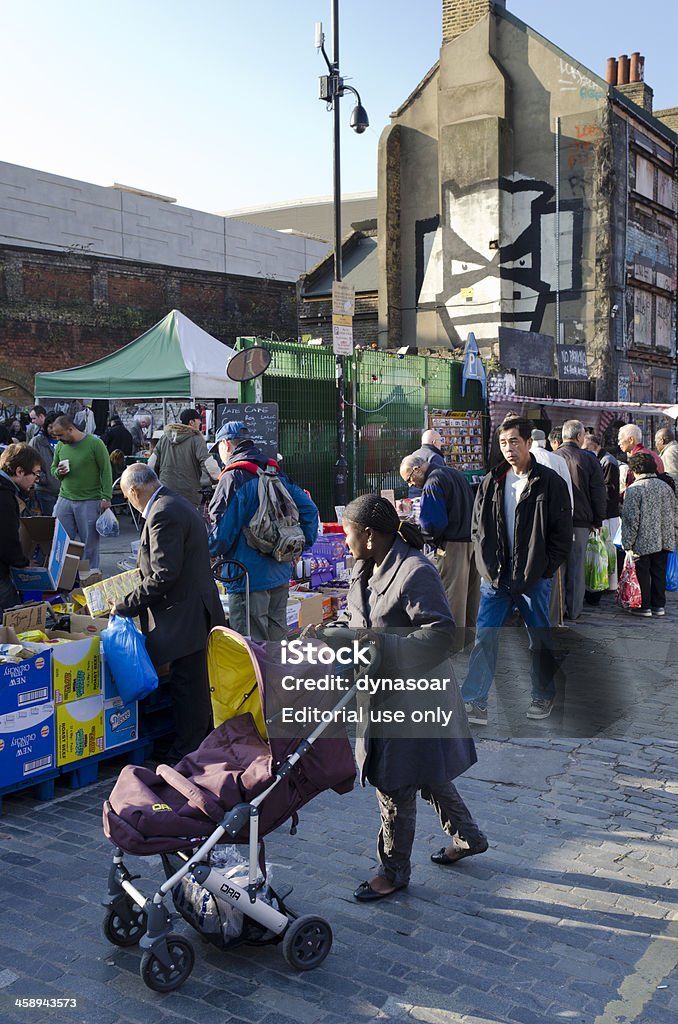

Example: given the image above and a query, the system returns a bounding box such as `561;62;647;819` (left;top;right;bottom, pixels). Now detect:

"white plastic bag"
96;507;120;537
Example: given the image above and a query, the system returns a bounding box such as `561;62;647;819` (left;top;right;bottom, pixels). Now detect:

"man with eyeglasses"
461;417;572;725
0;443;42;615
399;449;477;652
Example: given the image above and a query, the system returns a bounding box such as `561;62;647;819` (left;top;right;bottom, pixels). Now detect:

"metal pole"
332;0;347;508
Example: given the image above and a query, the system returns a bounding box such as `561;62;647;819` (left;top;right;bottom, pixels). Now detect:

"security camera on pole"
316;1;368;508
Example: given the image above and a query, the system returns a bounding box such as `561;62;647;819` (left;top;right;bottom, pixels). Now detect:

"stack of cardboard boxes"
0;599;139;793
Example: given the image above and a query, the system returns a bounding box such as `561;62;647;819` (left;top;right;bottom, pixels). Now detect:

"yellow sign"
332;313;352;327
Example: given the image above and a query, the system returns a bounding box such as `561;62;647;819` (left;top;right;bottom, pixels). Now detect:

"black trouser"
374;782;485;887
166;648;213;762
634;550;668;610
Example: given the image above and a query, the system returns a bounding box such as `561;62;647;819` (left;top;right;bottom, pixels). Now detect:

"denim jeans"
53;497;102;569
461;576;556;709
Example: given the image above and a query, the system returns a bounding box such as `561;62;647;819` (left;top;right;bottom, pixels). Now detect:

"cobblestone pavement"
1;529;675;1023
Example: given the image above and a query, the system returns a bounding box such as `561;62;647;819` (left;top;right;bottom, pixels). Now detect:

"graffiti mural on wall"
416;176;584;346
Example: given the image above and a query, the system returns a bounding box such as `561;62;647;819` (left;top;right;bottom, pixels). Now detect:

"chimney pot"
606;57;618;85
618;54;630;86
638;55;645;82
630;52;640;82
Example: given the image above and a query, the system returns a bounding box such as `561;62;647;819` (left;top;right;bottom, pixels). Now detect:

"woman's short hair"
628;452;656;476
0;442;42;476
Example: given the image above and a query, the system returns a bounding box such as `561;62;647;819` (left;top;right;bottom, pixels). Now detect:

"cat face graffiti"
417;177;582;345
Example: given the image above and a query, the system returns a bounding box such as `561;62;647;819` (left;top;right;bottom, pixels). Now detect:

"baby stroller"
102;626;367;992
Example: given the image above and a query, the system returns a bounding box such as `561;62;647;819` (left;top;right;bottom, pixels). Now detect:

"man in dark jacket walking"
555;420;607;620
461;418;572;725
112;464;225;763
400;451;478;651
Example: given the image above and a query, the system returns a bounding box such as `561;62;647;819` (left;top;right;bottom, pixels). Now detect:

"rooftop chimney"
442;0;506;44
613;53;653;114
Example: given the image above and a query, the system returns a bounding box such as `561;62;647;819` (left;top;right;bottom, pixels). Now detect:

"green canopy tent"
34;310;238;401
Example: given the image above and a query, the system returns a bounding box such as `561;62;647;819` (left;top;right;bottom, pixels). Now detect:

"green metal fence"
238;339;485;520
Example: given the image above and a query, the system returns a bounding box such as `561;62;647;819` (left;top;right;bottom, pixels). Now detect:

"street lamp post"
316;0;368;509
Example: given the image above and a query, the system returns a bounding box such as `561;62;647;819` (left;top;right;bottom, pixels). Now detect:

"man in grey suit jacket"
113;464;225;762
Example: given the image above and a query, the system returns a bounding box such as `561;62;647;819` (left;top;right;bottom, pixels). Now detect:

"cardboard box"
286;601;300;632
56;695;104;766
0;628;52;715
2;601;48;633
294;593;324;628
0;703;56;785
83;569;142;617
78;570;103;586
49;633;101;705
319;586;349;616
103;698;138;749
69;613;109;637
311;535;348;562
58;542;87;592
10;517;71;592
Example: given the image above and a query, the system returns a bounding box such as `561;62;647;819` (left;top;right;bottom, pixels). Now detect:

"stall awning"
489;395;675;432
35;310;238;400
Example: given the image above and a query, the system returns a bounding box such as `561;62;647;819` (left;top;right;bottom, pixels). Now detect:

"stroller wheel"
102;906;147;947
140;935;195;992
281;915;333;971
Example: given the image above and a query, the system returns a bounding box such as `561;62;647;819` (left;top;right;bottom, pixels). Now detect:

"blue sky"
2;1;675;213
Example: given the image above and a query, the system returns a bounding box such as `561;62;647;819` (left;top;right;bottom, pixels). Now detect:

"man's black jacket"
597;449;620;519
472;455;573;597
556;441;607;528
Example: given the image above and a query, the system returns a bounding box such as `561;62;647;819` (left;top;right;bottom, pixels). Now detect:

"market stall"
34;309;238;405
489;395;676;438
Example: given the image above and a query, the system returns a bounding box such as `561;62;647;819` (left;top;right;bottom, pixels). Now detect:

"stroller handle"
315;624;381;674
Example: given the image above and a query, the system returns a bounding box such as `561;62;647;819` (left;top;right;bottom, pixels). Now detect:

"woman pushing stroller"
316;494;487;902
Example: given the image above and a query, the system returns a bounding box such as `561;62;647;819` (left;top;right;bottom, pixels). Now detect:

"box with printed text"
56;695;104;766
0;702;56;786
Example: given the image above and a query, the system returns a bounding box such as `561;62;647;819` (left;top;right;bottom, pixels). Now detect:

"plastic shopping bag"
101;615;158;703
615;553;642;610
96;507;120;537
600;526;617;574
584;531;609;592
667;549;678;593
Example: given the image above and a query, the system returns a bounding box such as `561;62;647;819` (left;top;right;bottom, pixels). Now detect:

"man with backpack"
209;421;319;641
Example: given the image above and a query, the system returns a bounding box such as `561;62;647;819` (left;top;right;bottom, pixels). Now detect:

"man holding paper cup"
51;415;112;570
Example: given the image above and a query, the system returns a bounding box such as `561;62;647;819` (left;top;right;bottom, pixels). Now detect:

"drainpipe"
555;116;561;350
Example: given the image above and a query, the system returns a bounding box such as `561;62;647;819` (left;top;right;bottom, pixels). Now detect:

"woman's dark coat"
344;535;476;791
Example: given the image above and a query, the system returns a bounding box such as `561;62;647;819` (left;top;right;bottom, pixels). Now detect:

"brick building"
377;0;678;403
0;162;328;404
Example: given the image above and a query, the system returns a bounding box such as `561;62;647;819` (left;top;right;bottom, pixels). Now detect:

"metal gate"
238;340;485;520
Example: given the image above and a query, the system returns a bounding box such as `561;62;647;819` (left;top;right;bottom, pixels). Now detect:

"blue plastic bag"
101;615;158;703
667;549;678;592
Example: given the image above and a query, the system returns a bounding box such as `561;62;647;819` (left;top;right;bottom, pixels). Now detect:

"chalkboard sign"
216;403;279;458
498;327;554;377
557;345;588;380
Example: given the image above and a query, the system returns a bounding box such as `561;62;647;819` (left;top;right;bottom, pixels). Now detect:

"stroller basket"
102;626;366;991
